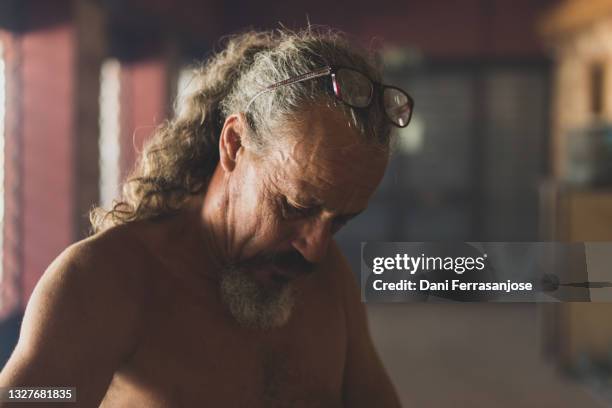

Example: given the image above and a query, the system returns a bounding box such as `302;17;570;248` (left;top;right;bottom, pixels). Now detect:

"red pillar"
20;23;76;304
119;58;169;177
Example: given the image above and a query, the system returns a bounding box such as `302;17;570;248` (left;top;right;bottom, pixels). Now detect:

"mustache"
242;249;316;275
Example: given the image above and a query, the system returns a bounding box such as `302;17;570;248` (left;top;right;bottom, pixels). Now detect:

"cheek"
239;209;292;259
252;191;290;241
234;182;288;251
233;162;270;223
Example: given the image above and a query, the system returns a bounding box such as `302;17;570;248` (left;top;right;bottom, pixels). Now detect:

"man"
0;29;412;407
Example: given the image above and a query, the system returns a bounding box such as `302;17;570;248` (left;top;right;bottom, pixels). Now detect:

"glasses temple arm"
244;66;332;112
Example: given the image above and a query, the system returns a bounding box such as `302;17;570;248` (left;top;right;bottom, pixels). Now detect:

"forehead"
266;106;389;212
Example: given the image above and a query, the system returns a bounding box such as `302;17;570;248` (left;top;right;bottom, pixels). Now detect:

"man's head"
91;28;409;329
211;105;389;328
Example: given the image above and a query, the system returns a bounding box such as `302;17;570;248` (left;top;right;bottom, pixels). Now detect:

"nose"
291;218;333;264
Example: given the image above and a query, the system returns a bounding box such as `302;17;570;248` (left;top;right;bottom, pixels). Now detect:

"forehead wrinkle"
276;141;386;206
291;138;380;180
269;160;371;215
304;152;385;189
285;107;363;162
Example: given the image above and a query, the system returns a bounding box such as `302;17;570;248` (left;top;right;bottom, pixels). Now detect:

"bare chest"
101;275;347;407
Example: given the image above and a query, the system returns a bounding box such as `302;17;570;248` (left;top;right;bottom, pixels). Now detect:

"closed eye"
280;196;320;220
279;195;365;232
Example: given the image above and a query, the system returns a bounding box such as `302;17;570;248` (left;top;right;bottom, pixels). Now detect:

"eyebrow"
285;195;364;221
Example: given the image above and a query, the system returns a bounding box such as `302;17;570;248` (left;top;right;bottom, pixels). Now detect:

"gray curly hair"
90;27;392;233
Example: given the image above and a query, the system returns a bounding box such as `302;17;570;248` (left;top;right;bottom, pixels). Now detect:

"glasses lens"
334;68;373;108
383;87;412;127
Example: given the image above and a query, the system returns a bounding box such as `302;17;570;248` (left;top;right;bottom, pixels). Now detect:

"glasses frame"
244;65;414;128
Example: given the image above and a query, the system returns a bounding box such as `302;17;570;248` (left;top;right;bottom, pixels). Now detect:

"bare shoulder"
325;245;402;408
18;223;157;355
0;224;156;402
60;222;154;277
39;226;151;306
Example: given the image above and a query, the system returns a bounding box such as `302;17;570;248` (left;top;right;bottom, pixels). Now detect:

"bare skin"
0;106;401;407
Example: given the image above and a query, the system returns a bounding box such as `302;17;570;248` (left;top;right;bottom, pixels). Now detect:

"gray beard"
219;266;296;329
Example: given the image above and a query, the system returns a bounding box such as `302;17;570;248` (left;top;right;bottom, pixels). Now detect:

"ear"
219;113;246;172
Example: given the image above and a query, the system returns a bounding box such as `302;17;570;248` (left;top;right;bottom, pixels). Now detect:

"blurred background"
1;0;612;406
